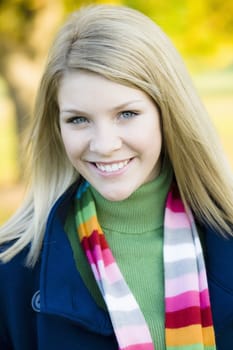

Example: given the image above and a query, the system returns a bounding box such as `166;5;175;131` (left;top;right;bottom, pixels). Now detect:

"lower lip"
90;159;133;177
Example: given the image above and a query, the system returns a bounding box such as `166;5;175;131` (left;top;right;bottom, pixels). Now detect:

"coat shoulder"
204;226;233;349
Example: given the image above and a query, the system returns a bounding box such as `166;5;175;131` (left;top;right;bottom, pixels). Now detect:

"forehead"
58;70;153;111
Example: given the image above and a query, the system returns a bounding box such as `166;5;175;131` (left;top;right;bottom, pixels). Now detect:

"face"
58;70;162;201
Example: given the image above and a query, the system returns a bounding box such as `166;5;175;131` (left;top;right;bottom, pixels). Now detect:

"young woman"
1;5;233;350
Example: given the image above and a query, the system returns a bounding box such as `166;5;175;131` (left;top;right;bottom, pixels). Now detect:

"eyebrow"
60;99;144;115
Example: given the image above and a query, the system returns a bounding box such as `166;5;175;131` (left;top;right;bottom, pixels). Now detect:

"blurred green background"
0;0;233;224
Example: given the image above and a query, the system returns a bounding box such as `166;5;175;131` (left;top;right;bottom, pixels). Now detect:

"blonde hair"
1;5;233;266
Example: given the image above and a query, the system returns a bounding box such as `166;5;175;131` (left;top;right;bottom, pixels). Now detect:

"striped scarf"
75;181;216;349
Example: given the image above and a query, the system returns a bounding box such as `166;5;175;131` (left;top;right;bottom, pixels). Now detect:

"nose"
89;124;122;155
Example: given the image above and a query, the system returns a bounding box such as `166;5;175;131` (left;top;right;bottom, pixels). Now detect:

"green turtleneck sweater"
65;164;173;348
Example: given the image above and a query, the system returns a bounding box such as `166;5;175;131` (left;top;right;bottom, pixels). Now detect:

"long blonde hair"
1;5;233;266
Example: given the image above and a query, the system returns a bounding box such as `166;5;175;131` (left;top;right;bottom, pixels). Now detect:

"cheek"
60;130;82;160
136;124;162;156
149;118;162;152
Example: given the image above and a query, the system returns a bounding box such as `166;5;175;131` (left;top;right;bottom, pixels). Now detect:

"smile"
95;160;130;173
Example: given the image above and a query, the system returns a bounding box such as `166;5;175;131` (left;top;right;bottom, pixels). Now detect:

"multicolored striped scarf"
75;180;216;349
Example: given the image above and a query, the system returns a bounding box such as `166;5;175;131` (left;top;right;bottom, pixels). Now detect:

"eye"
66;116;89;125
120;111;138;119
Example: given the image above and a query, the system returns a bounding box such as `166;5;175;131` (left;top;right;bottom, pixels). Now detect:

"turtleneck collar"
89;162;173;234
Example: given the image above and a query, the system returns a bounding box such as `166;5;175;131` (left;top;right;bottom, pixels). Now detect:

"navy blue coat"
1;183;233;349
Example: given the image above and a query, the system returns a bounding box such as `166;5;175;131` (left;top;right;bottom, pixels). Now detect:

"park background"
0;0;232;224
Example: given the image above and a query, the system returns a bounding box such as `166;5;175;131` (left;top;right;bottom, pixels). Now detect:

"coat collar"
39;181;113;335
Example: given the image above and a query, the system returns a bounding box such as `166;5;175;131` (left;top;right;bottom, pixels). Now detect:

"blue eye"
67;116;88;124
120;111;138;119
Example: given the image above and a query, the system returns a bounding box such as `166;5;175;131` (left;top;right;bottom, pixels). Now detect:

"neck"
89;162;173;233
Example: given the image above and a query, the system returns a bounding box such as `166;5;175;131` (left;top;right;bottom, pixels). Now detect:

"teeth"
96;160;129;172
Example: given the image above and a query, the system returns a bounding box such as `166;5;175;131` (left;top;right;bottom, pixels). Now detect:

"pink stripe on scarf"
121;343;154;350
165;290;211;312
165;208;192;228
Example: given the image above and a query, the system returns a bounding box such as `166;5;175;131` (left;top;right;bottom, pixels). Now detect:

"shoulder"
204;225;233;348
205;225;233;287
0;246;40;297
0;181;78;280
0;179;78;270
0;180;80;295
0;245;41;348
0;246;40;327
